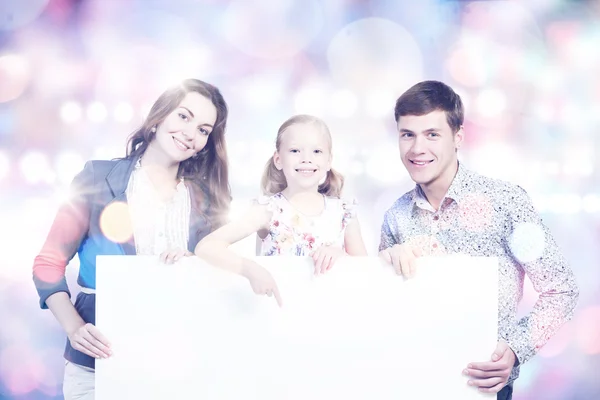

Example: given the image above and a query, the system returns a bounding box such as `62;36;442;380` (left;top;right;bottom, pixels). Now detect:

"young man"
379;80;579;400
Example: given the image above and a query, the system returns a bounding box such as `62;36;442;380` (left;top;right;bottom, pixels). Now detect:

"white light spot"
19;151;52;184
241;75;285;110
114;102;134;123
364;144;402;184
475;88;507;118
543;162;560;175
365;89;396;119
93;146;123;160
294;86;326;115
329;89;358;119
509;222;546;263
536;67;563;92
582;195;600;213
55;151;85;185
87;102;107;123
350;161;364;176
140;103;152;119
60;101;82;124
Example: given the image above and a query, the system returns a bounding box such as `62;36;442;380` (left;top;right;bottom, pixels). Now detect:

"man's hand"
464;340;517;393
378;244;422;278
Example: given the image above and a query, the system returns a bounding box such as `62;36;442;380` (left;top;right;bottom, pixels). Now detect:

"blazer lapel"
105;157;138;255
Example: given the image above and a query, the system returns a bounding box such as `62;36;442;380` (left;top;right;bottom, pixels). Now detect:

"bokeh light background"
1;0;599;399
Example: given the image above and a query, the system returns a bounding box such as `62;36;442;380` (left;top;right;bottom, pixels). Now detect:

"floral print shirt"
259;193;356;256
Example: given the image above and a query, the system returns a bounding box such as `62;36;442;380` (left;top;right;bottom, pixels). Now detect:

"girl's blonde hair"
261;115;344;198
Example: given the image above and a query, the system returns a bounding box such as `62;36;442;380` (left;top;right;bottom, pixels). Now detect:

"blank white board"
96;255;497;400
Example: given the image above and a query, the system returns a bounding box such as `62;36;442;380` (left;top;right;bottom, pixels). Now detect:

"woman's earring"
151;126;157;133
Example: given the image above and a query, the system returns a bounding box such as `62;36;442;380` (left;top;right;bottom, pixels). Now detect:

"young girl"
32;79;231;399
195;114;368;306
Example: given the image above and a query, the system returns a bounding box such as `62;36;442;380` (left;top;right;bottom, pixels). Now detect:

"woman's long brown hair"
126;79;231;228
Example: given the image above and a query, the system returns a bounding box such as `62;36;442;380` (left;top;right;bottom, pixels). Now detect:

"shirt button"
158;232;164;237
432;243;438;248
433;215;439;221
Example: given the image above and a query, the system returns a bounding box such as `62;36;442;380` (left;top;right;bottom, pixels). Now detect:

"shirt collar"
412;162;471;211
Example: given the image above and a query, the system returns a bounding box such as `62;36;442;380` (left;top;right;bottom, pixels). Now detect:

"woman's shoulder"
81;158;132;178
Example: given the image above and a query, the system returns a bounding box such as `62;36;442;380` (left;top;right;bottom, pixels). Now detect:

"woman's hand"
68;322;112;359
159;248;193;264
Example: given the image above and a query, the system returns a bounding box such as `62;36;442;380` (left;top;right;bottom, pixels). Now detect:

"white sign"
96;255;497;400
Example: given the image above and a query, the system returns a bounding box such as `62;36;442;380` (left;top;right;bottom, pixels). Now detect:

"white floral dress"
258;193;356;256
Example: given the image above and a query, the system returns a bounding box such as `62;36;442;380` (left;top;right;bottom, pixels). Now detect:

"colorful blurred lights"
0;54;30;103
99;201;133;243
0;344;45;395
0;151;9;182
576;306;600;355
327;18;423;93
19;151;52;185
446;45;488;88
475;88;507;119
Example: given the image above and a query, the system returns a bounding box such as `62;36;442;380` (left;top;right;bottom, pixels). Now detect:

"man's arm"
504;185;579;365
378;210;401;251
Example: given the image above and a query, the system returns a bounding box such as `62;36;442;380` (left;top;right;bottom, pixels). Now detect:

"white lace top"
126;159;191;255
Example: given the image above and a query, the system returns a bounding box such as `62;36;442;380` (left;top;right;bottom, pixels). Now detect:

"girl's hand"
160;248;193;264
68;322;112;359
241;261;282;307
311;245;346;275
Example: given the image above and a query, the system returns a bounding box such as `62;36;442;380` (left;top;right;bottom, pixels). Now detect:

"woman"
33;78;231;399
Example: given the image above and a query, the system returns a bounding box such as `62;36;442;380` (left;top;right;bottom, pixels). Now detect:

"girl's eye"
178;113;189;121
198;127;210;136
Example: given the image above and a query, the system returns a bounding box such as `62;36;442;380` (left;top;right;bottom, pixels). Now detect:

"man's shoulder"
464;168;526;197
384;189;416;218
